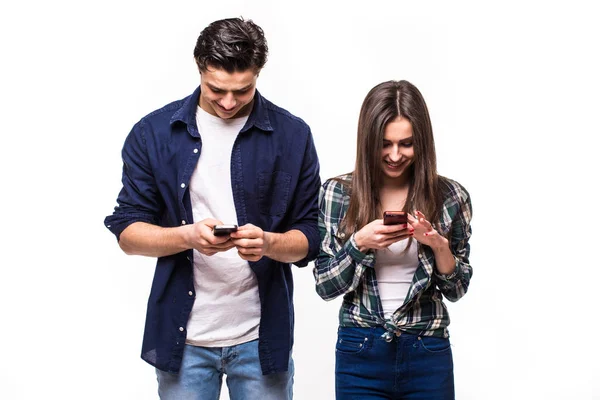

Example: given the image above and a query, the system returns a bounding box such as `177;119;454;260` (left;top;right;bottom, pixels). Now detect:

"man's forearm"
263;229;309;263
119;222;191;257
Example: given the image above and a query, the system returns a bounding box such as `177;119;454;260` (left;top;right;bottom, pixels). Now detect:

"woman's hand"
354;219;413;253
408;210;456;275
408;210;448;250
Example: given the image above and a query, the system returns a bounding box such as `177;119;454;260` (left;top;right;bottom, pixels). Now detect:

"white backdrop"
1;1;599;399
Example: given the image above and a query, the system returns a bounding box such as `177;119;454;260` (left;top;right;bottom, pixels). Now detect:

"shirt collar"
170;86;274;137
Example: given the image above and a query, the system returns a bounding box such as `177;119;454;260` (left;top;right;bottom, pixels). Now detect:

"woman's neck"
379;182;410;212
381;173;411;189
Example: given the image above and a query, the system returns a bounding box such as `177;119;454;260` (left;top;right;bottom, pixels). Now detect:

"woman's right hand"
353;219;413;253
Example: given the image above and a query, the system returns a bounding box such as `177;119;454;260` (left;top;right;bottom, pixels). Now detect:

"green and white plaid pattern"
314;173;473;338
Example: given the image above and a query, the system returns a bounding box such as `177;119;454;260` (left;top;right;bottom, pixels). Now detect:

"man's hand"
230;223;268;262
186;218;236;256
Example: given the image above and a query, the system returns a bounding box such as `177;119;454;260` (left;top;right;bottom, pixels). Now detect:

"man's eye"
211;88;223;93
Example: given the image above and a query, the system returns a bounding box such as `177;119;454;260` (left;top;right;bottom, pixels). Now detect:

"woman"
314;80;473;399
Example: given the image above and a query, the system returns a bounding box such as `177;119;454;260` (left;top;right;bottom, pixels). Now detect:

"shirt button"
193;148;199;154
188;291;193;296
179;327;184;332
180;183;185;188
340;233;346;238
181;220;186;225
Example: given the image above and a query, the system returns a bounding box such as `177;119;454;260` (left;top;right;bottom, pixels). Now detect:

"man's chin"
216;110;238;119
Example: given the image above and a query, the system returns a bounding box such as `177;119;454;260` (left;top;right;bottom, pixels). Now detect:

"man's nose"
220;93;236;110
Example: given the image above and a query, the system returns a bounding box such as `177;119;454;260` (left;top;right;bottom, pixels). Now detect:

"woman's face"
381;116;414;183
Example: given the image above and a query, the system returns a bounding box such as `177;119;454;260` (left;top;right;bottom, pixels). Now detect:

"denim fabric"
156;341;294;400
335;326;454;399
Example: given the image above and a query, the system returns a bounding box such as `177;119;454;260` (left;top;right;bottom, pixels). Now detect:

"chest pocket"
258;171;292;216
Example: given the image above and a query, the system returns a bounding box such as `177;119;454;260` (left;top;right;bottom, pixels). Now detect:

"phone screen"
213;224;238;236
383;211;407;225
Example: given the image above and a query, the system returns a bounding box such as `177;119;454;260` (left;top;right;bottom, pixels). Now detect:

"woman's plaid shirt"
313;174;473;338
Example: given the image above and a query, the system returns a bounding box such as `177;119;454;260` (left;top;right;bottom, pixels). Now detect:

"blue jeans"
335;326;454;400
156;340;294;400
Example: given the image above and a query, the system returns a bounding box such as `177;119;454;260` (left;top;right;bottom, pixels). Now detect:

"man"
104;18;320;399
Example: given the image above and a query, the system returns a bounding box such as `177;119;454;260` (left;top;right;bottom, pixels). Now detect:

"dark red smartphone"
383;211;408;225
213;224;238;236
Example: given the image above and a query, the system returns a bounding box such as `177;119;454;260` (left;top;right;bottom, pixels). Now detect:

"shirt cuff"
434;257;462;282
344;234;376;268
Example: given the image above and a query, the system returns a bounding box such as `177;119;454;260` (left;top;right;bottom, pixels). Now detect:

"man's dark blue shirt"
104;87;320;375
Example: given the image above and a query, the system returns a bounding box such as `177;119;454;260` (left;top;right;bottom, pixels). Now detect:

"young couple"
105;17;473;400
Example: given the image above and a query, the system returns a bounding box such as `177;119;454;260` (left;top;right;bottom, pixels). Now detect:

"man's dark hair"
194;17;268;73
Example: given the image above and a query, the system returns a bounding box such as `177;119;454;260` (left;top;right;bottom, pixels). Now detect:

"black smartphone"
213;224;238;236
383;211;408;225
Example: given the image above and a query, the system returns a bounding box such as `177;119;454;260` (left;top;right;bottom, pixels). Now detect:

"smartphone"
213;224;238;236
383;211;407;225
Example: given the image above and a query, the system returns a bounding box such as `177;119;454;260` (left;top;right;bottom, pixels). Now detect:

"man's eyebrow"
234;84;253;92
207;84;253;92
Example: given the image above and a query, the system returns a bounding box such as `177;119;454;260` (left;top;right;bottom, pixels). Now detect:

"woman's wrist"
353;231;369;253
429;234;450;254
427;235;455;274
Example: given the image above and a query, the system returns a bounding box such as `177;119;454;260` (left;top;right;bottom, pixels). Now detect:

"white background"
1;0;599;399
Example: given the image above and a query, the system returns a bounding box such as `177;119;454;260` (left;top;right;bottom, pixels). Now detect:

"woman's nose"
388;146;402;162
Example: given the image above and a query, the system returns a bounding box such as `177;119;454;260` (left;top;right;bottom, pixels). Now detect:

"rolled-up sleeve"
313;179;376;300
434;184;473;302
104;121;163;241
289;129;321;267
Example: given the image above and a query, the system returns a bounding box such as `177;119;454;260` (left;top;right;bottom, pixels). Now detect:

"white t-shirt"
185;106;261;347
374;238;419;320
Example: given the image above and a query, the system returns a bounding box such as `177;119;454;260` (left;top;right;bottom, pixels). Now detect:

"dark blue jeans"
335;326;454;400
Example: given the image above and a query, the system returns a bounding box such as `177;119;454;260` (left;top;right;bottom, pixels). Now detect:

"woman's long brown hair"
338;80;445;238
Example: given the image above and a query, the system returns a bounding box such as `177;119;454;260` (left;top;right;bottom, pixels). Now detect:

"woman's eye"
382;143;391;148
402;142;413;147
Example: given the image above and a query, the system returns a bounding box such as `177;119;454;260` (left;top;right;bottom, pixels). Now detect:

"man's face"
199;67;258;119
